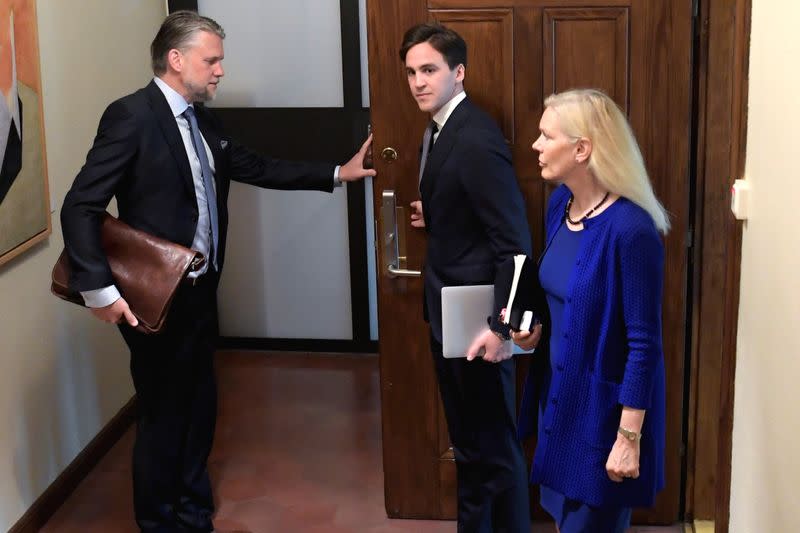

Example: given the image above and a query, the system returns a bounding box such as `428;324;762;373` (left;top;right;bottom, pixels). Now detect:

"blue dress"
538;221;632;533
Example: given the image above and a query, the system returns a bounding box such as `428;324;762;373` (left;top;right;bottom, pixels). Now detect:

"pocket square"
220;140;229;149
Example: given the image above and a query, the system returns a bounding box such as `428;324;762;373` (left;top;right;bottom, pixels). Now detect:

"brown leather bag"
51;213;207;334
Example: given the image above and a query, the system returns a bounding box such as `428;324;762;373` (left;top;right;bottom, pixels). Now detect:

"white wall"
729;1;800;531
198;0;356;339
0;1;164;529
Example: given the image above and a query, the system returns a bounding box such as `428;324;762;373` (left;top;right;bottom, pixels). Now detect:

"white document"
501;254;527;325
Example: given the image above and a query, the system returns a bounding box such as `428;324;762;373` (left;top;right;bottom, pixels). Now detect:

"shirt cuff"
333;165;342;188
80;285;121;308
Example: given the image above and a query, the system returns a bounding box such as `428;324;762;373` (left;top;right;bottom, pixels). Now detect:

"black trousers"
430;334;530;533
119;273;219;532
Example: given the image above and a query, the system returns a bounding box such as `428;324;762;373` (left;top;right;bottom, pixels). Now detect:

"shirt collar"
153;76;191;118
432;90;466;131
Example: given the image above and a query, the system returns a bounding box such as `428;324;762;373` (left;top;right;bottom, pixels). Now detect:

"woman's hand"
606;433;641;482
606;407;645;482
509;322;542;351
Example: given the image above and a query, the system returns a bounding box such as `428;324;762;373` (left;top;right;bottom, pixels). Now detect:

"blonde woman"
514;89;668;532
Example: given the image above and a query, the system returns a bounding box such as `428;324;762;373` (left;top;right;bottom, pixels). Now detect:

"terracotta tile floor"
42;352;685;533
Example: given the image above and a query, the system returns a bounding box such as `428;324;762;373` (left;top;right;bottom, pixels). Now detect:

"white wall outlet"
731;179;750;220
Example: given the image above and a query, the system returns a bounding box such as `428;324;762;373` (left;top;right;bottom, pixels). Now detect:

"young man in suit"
61;11;374;532
401;23;538;532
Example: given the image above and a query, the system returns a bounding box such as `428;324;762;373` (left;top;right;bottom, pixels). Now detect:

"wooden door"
367;0;692;524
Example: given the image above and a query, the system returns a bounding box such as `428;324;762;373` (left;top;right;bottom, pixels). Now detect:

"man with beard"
61;10;374;532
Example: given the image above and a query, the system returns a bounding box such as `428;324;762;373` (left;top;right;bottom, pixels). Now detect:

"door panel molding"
431;9;515;141
542;7;629;109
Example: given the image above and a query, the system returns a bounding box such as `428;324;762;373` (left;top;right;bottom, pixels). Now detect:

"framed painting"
0;0;50;267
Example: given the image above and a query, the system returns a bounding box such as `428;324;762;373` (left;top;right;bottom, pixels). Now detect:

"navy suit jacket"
62;80;335;292
420;97;532;341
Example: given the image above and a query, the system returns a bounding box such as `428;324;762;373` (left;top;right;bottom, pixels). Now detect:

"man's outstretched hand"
339;134;377;182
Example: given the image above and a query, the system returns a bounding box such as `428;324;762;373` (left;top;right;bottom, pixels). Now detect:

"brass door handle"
381;147;398;162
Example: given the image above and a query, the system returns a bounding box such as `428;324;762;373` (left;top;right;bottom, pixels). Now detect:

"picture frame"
0;0;51;267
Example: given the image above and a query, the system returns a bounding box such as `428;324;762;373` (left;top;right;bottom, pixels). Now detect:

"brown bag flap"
51;213;206;334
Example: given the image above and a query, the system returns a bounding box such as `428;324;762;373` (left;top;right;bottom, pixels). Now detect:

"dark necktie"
418;120;439;184
183;106;219;269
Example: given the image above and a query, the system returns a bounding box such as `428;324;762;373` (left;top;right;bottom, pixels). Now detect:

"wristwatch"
618;426;642;441
490;328;511;342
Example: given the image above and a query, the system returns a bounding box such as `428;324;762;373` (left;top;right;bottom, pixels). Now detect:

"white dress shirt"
432;90;467;144
154;77;217;279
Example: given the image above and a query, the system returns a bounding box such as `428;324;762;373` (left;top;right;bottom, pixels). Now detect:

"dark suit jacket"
420;97;532;342
61;80;335;292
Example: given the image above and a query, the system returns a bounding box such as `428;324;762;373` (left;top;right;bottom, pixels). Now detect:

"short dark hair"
150;10;225;75
399;23;467;70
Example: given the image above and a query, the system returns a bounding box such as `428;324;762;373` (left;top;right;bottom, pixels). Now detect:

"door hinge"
686;228;694;249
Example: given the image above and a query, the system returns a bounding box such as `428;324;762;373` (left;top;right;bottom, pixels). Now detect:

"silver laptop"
441;285;494;358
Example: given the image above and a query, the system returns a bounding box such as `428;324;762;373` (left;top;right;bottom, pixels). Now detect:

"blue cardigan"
519;184;666;508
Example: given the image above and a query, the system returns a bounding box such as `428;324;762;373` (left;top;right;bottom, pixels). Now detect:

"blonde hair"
544;89;670;234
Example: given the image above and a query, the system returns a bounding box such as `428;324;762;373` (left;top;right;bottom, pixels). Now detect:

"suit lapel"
145;81;195;197
419;98;472;199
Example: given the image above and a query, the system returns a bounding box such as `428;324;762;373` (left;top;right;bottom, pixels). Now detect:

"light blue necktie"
183;106;218;269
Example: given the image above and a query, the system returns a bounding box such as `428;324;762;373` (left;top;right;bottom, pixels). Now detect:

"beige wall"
0;1;164;529
730;1;800;531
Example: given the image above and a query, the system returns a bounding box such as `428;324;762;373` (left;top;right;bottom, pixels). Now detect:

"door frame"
686;0;751;529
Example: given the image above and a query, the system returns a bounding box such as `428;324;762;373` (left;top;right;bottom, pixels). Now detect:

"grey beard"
184;81;216;103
